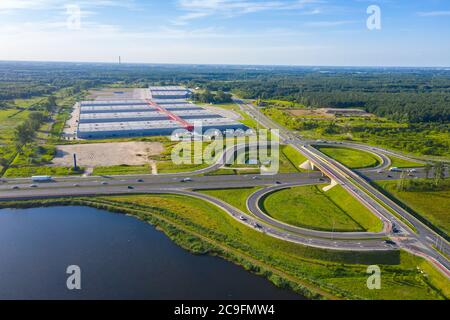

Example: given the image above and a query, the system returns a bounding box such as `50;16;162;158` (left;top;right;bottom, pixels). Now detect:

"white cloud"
417;11;450;17
0;0;136;12
305;20;356;27
173;0;323;25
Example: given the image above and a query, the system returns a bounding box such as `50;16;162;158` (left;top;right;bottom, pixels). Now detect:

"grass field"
261;185;383;232
198;187;261;215
92;165;152;176
317;146;380;169
0;109;30;144
3;195;447;299
0;90;87;177
374;180;449;236
281;145;308;171
388;156;425;168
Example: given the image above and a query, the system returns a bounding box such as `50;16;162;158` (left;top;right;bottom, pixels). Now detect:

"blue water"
0;206;303;300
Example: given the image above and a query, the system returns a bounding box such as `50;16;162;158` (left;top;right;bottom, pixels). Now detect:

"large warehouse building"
76;86;247;139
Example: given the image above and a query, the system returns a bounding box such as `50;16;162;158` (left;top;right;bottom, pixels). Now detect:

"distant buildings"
76;86;247;139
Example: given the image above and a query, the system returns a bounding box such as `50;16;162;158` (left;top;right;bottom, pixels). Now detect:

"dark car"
127;186;134;190
384;240;396;246
137;179;144;183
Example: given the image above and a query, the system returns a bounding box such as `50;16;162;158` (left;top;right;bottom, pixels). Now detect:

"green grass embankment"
1;195;447;300
261;185;383;232
317;146;380;169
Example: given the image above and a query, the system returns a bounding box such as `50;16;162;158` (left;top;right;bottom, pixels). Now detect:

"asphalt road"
235;98;450;277
246;183;387;240
0;98;448;276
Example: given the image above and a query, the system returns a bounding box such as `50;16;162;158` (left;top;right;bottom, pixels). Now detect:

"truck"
31;176;53;182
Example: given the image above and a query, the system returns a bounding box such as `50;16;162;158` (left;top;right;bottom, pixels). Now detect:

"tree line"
14;112;48;148
192;89;232;104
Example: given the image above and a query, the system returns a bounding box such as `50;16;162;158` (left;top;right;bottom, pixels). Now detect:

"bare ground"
52;142;164;167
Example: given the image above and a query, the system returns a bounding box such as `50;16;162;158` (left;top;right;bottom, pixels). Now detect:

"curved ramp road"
312;142;392;171
235;98;450;278
246;183;388;240
0;185;394;252
0;98;447;277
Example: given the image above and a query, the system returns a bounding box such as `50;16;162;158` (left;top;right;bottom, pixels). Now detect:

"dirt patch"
287;108;371;118
52;142;164;167
287;109;334;119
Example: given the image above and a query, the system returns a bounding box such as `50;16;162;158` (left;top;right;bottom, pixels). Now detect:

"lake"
0;206;303;300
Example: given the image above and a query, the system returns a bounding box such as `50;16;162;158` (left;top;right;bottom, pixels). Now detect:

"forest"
1;61;449;124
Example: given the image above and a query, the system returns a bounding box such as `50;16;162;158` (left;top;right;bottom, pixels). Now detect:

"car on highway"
181;178;192;183
239;216;247;221
73;184;80;187
127;186;134;190
384;240;397;246
137;179;144;183
12;186;19;190
31;175;52;182
30;184;38;188
101;182;108;185
275;181;283;185
252;176;261;180
253;223;263;229
377;170;383;174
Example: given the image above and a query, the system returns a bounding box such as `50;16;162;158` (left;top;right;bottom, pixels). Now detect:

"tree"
14;122;35;147
0;157;8;167
39;95;57;112
193;90;232;104
424;163;432;179
433;162;445;187
397;171;408;191
214;90;232;103
28;112;46;130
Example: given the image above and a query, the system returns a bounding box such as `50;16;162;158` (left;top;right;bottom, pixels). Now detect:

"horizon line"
0;59;449;70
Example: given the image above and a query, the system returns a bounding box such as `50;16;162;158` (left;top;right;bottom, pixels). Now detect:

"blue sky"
0;0;449;66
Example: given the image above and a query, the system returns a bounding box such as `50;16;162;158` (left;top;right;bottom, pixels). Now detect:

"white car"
181;178;192;183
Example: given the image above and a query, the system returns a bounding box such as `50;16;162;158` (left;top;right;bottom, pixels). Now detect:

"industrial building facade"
76;86;248;139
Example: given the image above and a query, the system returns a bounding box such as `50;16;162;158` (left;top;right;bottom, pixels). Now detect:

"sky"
0;0;449;67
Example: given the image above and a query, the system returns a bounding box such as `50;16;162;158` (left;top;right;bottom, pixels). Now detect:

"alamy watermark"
170;123;280;175
366;265;381;290
66;265;81;290
367;5;382;30
66;4;81;30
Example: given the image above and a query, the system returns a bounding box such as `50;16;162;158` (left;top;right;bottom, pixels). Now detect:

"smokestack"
73;153;78;171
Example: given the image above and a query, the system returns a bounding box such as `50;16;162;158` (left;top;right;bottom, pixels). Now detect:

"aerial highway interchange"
0;99;449;279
